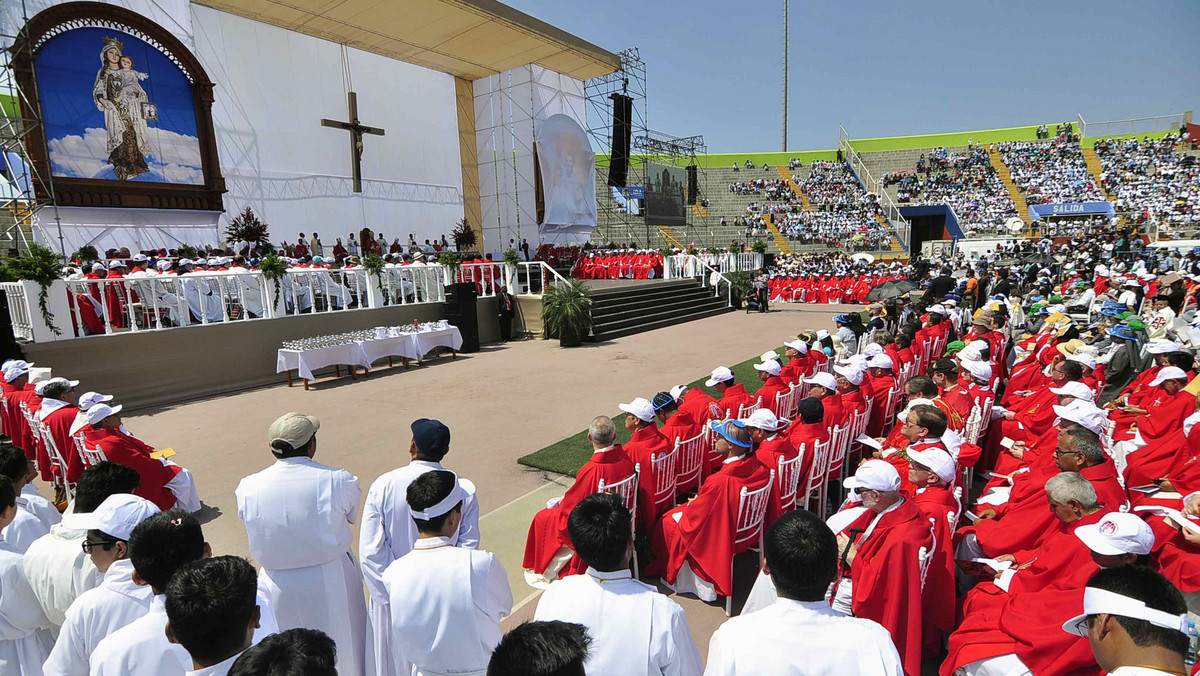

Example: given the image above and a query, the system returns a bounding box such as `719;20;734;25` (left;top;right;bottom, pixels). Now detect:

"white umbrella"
851;253;875;264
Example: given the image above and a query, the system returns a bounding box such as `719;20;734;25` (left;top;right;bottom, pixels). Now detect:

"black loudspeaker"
442;282;480;353
607;93;632;188
686;165;698;205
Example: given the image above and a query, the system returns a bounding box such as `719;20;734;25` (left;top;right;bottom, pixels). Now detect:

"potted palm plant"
542;279;592;347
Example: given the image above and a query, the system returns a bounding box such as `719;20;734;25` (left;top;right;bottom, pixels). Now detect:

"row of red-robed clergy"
767;272;906;304
523;336;1200;676
571;252;665;280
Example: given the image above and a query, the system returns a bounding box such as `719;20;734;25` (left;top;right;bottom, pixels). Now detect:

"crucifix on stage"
321;91;385;193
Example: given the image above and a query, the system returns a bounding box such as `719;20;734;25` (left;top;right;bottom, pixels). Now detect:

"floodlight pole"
782;0;788;152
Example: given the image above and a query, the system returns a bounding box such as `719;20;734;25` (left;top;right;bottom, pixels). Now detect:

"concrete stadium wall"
25;297;510;411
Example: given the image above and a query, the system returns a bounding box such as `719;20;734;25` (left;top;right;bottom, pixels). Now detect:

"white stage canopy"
34;206;221;255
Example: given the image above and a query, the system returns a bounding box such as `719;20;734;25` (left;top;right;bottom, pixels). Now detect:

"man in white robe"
24;462;140;631
235;413;366;676
90;510;279;676
0;475;55;676
704;510;903;676
43;494;160;676
360;418;480;676
0;447;59;554
164;556;263;676
535;493;702;676
383;470;511;676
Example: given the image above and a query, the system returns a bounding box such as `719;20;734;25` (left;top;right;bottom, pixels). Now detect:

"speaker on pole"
686;165;698;205
607;93;632;188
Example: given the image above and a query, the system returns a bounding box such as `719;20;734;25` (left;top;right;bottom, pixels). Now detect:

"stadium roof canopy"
193;0;621;80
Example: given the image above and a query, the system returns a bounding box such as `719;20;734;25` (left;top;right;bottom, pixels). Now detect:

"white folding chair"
649;446;679;520
775;453;802;513
737;397;762;419
75;433;108;468
598;464;641;576
774;385;800;421
725;470;775;616
822;425;848;519
673;430;709;495
918;517;938;591
38;423;74;500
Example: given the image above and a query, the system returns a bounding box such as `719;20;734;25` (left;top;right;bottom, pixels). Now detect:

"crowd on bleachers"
728;178;791;196
1094;132;1200;232
998;137;1104;205
883;148;1018;234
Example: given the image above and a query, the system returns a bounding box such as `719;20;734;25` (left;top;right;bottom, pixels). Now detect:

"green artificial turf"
517;349;780;477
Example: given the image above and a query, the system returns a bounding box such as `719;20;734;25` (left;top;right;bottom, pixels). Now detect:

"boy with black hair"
488;621;591;676
0;444;58;553
166;556;261;676
0;474;54;675
383;470;511;676
23;461;138;628
707;510;903;675
535;493;702;676
229;629;337;676
1063;566;1190;676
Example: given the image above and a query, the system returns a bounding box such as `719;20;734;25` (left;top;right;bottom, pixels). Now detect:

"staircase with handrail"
986;144;1030;222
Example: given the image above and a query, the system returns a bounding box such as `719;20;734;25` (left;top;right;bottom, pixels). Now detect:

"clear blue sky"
507;0;1200;153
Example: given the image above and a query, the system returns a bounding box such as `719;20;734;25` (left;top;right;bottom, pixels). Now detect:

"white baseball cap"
754;360;782;376
832;364;864;385
815;329;830;340
1054;402;1106;434
844;459;902;492
34;377;79;396
803;372;838;391
928;304;946;315
760;350;780;363
863;343;885;357
960;360;992;383
1050;381;1095;403
90;262;105;271
1062;586;1189;637
1150;366;1189;387
1146;339;1182;355
618;397;656;423
84;403;122;427
1074;512;1155;557
742;408;783;432
784;339;808;354
668;385;688;402
957;344;985;363
705;366;735;388
1067;353;1097;370
131;253;149;262
77;391;113;411
907;446;957;484
867;354;894;370
62;494;160;541
107;260;125;269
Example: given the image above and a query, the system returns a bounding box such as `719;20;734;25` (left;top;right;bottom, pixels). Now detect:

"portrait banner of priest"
534;114;597;235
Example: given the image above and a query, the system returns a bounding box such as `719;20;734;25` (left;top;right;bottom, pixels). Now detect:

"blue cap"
411;418;450;455
1108;325;1136;340
1100;307;1119;317
834;314;852;324
708;419;752;448
1037;306;1051;316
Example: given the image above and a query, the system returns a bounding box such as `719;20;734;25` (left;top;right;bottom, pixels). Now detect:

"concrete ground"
66;300;853;660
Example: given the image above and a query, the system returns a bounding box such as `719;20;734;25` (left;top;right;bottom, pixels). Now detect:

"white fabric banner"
33;206;220;254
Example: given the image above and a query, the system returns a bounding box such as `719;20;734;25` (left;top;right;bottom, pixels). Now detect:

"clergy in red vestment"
834;364;868;422
753;359;789;417
523;416;636;585
617;397;673;531
864;355;898;437
802;372;844;434
743;409;793;528
2;364;37;461
780;339;811;383
0;360;29;442
654;390;697;448
80;403;191;511
33;378;83;483
645;420;771;601
1115;367;1194;464
102;260;129;329
676;384;721;429
833;460;933;676
983;357;1086;470
707;367;754;420
962;426;1127;560
906;446;959;653
786;398;828;509
931;359;973;423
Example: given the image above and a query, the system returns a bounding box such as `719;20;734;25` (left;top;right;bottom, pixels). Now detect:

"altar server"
164;557;262;676
23;462;139;630
235;412;366;676
43;494;160;676
0;476;55;676
360;418;479;676
535;493;702;676
488;621;591;676
383;470;512;676
0;445;59;553
705;510;903;676
228;629;337;676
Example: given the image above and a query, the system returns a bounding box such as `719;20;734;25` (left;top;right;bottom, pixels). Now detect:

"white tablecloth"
277;326;464;381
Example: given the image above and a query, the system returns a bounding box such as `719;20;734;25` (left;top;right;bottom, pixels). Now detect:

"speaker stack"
686;165;698;205
442;283;480;353
607;93;633;188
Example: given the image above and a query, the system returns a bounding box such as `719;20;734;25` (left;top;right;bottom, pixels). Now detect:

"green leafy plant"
541;278;592;346
4;243;64;335
438;250;460;273
175;244;198;260
751;239;768;254
451;218;477;252
225;206;271;248
257;252;287;311
362;254;386;292
72;245;99;266
503;248;521;266
726;270;753;298
707;246;719;255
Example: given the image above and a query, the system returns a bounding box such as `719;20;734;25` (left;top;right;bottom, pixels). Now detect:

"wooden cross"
321;91;385;193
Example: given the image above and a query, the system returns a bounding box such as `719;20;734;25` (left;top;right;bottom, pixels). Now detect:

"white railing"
838;129;911;252
379;265;447;306
1077;112;1188;140
693;252;763;273
514;261;569;295
664;254;732;305
0;282;33;341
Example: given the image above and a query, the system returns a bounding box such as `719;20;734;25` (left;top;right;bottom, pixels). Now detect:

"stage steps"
588;279;731;341
986;144;1031;222
1081;147;1124;225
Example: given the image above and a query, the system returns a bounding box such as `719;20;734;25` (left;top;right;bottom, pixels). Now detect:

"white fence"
662;254;734;304
693;252;763;273
1077;112;1189;140
10;262;569;343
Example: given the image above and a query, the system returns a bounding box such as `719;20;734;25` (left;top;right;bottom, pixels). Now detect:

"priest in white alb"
383;470;512;676
360;418;480;676
235;412;367;676
535;492;703;676
0;475;55;676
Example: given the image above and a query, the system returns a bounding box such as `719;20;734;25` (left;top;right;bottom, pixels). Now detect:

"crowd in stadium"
883;148;1018;234
1095;132;1200;232
998;137;1106;205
